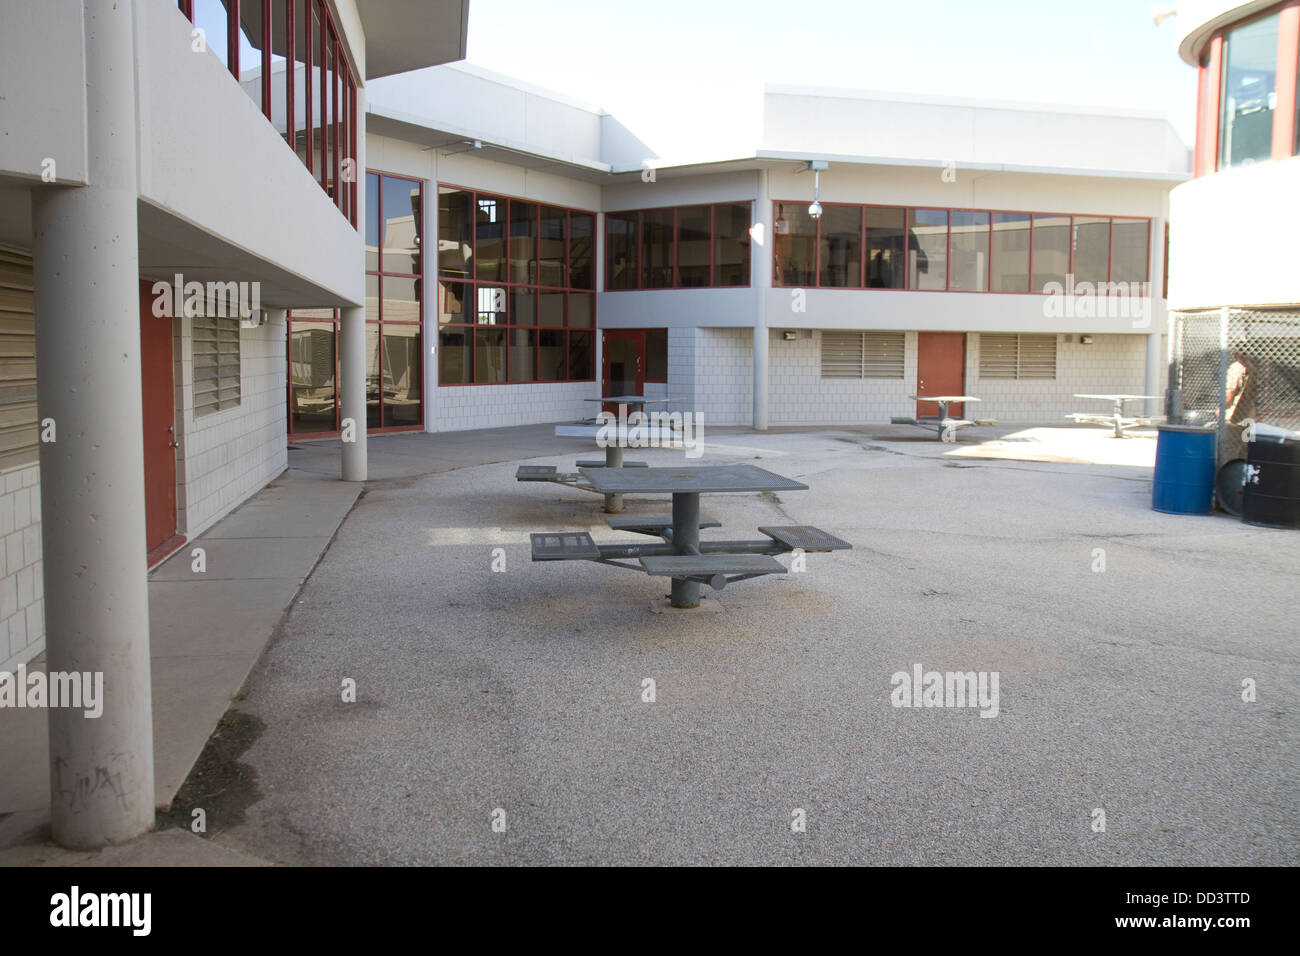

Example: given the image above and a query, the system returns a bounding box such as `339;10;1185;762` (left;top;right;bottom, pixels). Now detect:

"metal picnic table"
891;395;996;441
517;395;685;512
1069;394;1163;438
530;463;851;609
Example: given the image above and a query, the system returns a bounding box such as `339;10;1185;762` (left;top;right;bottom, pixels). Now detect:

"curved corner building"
1167;1;1300;452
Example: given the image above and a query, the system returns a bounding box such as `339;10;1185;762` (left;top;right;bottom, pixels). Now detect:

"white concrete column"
752;169;771;430
1145;331;1162;415
341;85;368;480
753;324;769;430
340;306;368;480
1146;216;1167;417
424;145;439;432
30;0;155;847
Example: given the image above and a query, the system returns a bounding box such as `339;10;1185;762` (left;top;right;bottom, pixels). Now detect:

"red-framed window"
772;201;1152;296
286;172;426;438
1194;1;1300;175
286;307;340;437
177;0;358;227
605;202;752;290
437;185;596;385
366;171;425;428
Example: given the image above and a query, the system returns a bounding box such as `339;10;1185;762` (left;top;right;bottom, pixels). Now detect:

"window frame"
437;182;598;386
175;0;358;225
1193;1;1300;175
192;308;243;417
978;333;1059;381
820;330;906;380
604;201;753;291
772;201;1151;295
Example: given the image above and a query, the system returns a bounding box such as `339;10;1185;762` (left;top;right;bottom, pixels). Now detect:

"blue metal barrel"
1152;424;1216;515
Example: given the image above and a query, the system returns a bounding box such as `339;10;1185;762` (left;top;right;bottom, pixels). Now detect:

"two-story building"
0;0;468;847
311;65;1188;445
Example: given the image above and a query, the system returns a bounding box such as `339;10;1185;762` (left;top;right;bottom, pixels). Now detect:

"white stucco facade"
362;67;1185;433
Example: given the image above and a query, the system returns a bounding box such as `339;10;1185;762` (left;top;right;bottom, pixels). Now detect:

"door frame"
916;331;967;419
601;329;645;413
139;279;185;567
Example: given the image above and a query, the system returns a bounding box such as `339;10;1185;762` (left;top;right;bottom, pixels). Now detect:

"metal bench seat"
576;460;649;468
758;526;853;553
605;514;720;534
516;465;559;481
639;553;787;578
530;532;600;561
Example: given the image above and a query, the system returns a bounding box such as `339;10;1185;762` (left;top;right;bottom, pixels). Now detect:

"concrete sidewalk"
0;422;592;864
0;466;361;859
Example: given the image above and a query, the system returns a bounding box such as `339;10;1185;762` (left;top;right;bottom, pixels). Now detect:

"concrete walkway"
0;465;361;858
6;422;1296;865
128;424;1300;865
0;423;590;863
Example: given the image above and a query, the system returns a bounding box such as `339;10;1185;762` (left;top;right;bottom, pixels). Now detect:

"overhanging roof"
356;0;469;80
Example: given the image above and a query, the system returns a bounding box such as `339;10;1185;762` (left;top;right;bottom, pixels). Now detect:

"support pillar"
341;85;368;481
752;169;771;430
30;0;155;847
753;324;769;431
340;306;368;481
1144;331;1162;419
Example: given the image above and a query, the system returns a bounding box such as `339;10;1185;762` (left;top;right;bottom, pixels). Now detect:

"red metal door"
916;332;966;418
601;330;644;415
139;280;180;564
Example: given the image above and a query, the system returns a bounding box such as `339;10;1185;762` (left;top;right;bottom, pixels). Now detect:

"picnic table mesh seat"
757;526;852;552
516;465;559;481
530;532;600;561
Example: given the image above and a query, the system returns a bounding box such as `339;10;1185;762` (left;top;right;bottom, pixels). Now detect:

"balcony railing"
176;0;358;227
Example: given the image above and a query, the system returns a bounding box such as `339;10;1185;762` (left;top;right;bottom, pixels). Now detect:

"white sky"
463;0;1198;163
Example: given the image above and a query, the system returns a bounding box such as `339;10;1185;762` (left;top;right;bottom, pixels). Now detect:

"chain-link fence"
1169;308;1300;465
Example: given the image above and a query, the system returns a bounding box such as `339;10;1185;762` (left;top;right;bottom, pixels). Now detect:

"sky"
464;0;1198;163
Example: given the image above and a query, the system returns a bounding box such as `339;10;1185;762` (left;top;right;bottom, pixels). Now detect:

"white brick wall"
0;462;43;671
968;333;1162;422
771;329;919;424
176;316;288;538
431;381;595;431
766;329;1161;425
669;327;754;425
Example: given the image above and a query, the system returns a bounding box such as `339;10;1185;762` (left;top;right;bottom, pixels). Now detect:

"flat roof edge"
366;106;613;175
754;150;1191;182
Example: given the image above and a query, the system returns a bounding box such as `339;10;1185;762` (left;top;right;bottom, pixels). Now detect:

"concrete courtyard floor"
6;422;1298;865
197;423;1299;865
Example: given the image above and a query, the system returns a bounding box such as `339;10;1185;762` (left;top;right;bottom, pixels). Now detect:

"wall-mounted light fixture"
1080;334;1094;345
783;330;798;341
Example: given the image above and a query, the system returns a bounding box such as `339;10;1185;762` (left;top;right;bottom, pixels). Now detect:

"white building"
0;0;468;847
297;64;1187;444
1168;0;1299;312
0;0;1203;849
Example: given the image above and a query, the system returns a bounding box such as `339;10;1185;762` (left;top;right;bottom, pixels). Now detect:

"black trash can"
1242;427;1300;529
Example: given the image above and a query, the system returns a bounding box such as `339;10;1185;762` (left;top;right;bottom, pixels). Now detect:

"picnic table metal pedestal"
1070;394;1163;438
516;395;687;508
566;464;835;608
670;491;702;607
582;396;680;514
892;395;995;440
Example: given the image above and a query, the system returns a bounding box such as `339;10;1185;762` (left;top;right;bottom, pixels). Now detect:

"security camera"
808;201;823;219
